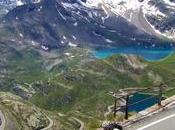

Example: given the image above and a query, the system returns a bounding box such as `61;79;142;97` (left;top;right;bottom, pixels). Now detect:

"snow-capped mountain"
1;0;174;51
0;0;41;6
80;0;175;39
0;0;42;17
1;0;175;40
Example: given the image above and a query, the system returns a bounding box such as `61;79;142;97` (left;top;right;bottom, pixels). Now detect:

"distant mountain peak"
1;0;175;51
80;0;175;39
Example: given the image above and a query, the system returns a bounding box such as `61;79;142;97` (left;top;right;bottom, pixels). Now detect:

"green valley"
1;40;175;129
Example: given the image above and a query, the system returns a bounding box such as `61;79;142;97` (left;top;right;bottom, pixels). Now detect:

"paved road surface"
137;113;175;130
126;108;175;130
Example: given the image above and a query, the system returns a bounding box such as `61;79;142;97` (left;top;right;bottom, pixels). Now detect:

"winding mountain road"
72;117;84;130
0;110;5;130
104;105;113;118
41;114;54;130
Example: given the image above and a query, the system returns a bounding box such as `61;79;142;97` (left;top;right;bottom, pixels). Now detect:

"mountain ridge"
82;0;175;39
1;0;174;52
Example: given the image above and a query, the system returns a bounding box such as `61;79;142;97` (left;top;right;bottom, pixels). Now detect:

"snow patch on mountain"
163;0;175;7
16;0;23;6
83;0;175;39
0;0;42;9
84;0;166;19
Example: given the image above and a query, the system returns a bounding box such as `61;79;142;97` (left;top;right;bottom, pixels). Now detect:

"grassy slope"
29;53;175;129
148;53;175;96
1;40;175;129
148;53;175;87
28;54;154;129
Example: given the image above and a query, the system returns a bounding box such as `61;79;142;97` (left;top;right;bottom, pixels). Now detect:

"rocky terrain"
0;92;49;130
0;0;42;18
0;0;174;52
81;0;175;39
0;0;175;129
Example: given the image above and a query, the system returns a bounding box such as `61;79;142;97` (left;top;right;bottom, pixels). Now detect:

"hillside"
0;0;175;129
0;43;175;129
0;92;50;130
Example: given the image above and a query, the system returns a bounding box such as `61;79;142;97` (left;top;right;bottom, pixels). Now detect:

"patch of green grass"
165;88;175;97
2;44;175;129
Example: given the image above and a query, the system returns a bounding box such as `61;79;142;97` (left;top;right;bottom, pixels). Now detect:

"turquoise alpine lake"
94;47;174;61
128;93;158;112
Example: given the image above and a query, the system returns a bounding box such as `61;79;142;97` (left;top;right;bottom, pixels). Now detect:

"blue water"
94;47;174;61
128;93;158;112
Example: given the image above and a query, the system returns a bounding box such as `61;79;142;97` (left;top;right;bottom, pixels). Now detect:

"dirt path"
104;105;113;118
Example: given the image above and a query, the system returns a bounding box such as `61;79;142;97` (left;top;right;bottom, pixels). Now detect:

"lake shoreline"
93;47;175;61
